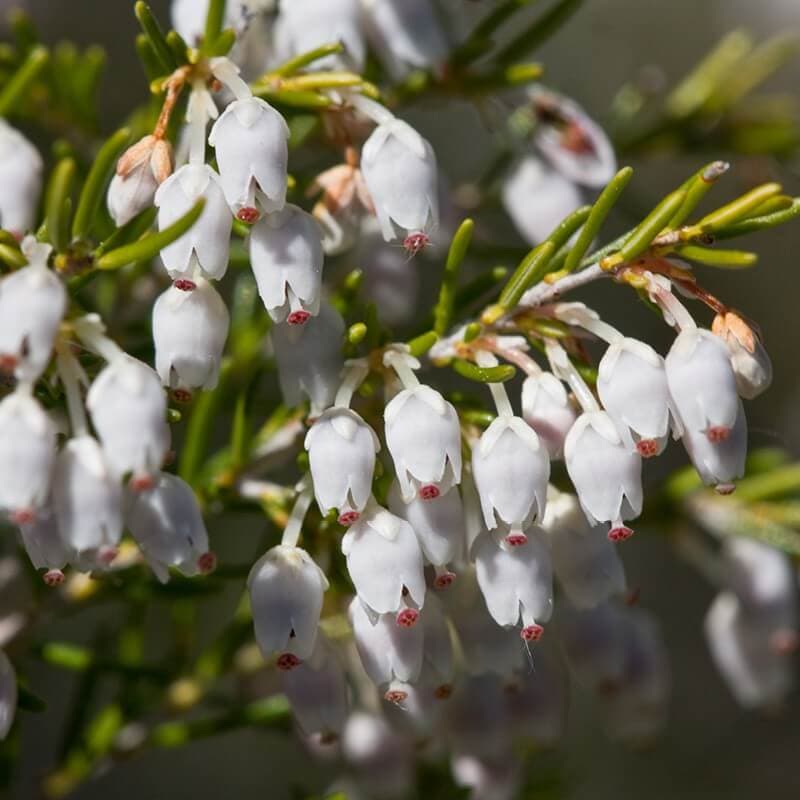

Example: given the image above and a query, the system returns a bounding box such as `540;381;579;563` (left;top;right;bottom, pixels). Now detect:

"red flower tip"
276;653;302;671
197;551;217;574
396;608;419;628
403;231;430;256
173;279;196;292
608;525;634;543
237;207;260;224
707;426;731;444
418;484;440;501
434;571;456;590
287;310;311;326
520;624;544;642
338;510;360;526
43;569;65;587
636;439;659;458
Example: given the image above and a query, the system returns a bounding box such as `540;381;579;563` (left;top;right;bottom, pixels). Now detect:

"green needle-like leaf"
268;43;346;78
204;0;227;51
407;331;439;358
434;218;474;336
499;240;557;310
453;359;517;383
46;158;77;252
0;45;49;116
675;245;757;268
714;198;800;239
134;2;177;74
696;182;783;232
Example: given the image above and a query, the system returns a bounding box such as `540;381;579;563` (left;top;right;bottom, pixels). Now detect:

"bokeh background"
2;1;799;798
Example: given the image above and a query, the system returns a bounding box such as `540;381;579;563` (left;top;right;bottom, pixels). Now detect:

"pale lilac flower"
341;501;426;621
249;204;324;325
126;472;215;582
0;119;43;235
305;407;379;525
0;390;56;523
384;382;461;502
597;337;676;457
502;156;583;246
473;529;553;641
520;372;577;459
564;410;643;541
52;435;123;568
361;117;439;249
248;544;328;668
152;277;230;395
155;163;232;281
17;509;71;586
86;354;170;488
0;649;16;740
471;416;549;544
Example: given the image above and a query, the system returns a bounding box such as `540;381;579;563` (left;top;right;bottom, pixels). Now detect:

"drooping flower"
0;239;66;383
248;544;329;668
0;119;43;236
712;310;772;400
249;203;324;325
564;410;643;541
17;510;71;585
152;277;230;397
305;407;379;525
155;163;232;281
126;472;216;582
0;649;16;740
520;372;577;459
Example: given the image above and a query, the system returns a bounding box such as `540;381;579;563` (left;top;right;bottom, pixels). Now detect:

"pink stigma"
636;439;659;458
98;546;119;566
276;653;301;671
434;571;456;590
384;689;408;705
506;532;528;547
338;510;360;526
237;207;260;224
521;624;544;642
173;388;193;404
771;629;799;655
197;551;217;574
0;354;18;373
43;569;65;587
9;508;35;526
608;525;634;543
434;684;453;700
715;483;736;496
173;279;196;292
129;474;155;493
287;310;311;326
403;231;430;256
707;426;731;444
419;484;440;501
396;608;419;628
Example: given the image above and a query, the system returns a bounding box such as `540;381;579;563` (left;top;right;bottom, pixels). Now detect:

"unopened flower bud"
86;354;170;486
155;163;232;281
564;411;643;540
520;372;577;459
0;120;43;236
0;239;66;383
126;472;214;582
108;135;173;226
208;93;289;216
0;649;16;740
598;337;676;457
248;544;328;664
53;436;123;568
0;391;56;521
712;311;772;400
361;117;439;249
341;501;426;618
153;277;230;395
384;383;461;502
249;204;324;324
305;408;379;524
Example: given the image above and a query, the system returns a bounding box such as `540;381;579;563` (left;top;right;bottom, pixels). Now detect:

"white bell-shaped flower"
155;163;232;281
17;510;71;585
152;277;229;396
520;372;577;459
273;0;366;71
705;591;794;710
543;489;626;608
0;649;15;740
682;398;747;490
249;204;324;325
341;500;426;621
531;88;617;188
597;337;676;457
305;407;379;524
388;479;462;574
271;302;344;414
564;410;643;541
0;239;66;382
350;597;424;691
107;135;172;226
712;311;772;400
86;354;170;487
384;383;461;502
472;415;550;543
0;119;43;235
502;156;583;246
282;633;349;742
0;391;56;522
126;472;216;583
666;327;739;441
363;0;449;79
473;528;553;641
52;435;123;568
361;117;439;247
248;544;329;668
208;94;289;217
